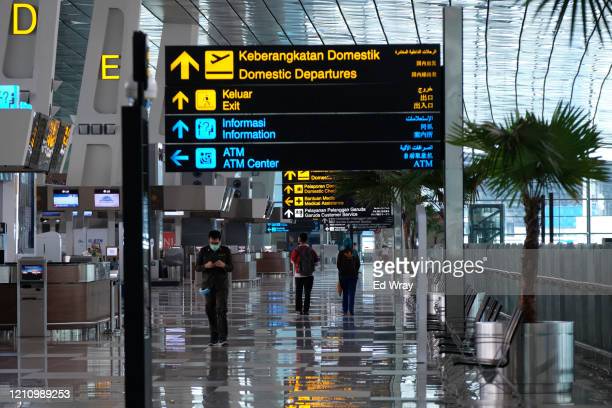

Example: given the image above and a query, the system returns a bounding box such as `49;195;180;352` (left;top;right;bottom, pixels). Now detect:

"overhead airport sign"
165;83;439;114
265;221;319;233
166;45;440;85
165;142;440;172
165;114;438;144
164;44;442;172
281;170;393;225
322;211;395;231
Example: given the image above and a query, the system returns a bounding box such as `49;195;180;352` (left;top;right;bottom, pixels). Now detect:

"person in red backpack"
290;233;319;315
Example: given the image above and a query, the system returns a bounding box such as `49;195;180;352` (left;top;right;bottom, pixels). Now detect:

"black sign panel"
164;44;442;172
165;45;440;86
165;142;441;173
323;213;395;231
164;113;440;144
165;83;439;115
265;221;319;233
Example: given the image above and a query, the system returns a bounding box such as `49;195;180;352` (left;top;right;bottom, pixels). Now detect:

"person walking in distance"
290;233;319;315
197;230;233;346
337;238;360;316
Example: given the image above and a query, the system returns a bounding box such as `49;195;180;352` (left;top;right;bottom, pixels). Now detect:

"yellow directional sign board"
281;170;392;229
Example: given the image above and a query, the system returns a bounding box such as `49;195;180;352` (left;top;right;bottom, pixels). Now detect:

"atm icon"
195;147;216;169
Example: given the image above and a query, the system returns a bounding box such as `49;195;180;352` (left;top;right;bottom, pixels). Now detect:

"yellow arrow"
172;91;189;111
283;171;296;181
283;185;293;194
170;51;200;80
284;197;293;206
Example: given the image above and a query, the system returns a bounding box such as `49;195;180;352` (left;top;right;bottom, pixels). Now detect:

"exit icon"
195;89;216;111
195;118;216;140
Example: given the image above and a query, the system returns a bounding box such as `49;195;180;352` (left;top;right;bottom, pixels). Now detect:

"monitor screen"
21;264;44;281
106;247;118;257
94;189;120;208
53;189;79;208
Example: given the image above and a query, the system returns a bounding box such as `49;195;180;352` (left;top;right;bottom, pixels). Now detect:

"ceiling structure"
53;0;612;156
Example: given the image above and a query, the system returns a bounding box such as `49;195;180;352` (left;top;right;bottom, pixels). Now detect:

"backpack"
297;246;315;276
339;250;357;276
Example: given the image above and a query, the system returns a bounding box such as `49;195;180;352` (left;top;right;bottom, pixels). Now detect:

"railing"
461;244;612;354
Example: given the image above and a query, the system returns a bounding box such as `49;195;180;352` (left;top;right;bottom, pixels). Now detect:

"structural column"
0;0;61;114
148;23;199;186
67;0;141;186
0;1;61;261
443;6;465;323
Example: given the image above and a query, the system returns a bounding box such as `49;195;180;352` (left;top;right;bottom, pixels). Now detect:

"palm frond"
450;101;609;204
526;0;612;44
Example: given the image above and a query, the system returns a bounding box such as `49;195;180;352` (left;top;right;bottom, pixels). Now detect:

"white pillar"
0;0;61;114
416;205;428;364
1;178;18;262
0;1;61;261
444;6;465;322
148;23;198;187
67;0;141;186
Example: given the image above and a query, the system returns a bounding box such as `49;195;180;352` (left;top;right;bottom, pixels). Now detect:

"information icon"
195;147;216;169
195;118;216;140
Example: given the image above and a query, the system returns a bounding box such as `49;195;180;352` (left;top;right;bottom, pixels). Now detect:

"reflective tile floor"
0;267;610;407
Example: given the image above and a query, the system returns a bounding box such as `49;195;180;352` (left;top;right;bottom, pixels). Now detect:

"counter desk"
256;252;290;275
0;262;118;331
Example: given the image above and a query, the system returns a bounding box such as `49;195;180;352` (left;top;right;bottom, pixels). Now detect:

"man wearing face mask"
197;230;233;346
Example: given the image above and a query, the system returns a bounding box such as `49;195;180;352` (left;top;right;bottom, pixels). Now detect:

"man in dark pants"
290;233;319;315
197;230;233;346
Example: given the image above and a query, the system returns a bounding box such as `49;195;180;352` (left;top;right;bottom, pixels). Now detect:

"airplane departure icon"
210;53;230;64
205;50;234;79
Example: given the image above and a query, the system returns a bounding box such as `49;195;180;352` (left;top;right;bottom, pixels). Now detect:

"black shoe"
208;335;219;346
219;338;228;347
302;311;309;316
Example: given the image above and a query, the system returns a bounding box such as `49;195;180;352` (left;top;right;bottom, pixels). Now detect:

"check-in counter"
231;253;257;281
0;262;118;329
0;265;17;327
256;252;290;275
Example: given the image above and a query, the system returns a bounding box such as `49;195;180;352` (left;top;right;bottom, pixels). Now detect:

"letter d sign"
12;3;37;35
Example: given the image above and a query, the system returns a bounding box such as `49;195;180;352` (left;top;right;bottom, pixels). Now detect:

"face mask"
210;243;220;251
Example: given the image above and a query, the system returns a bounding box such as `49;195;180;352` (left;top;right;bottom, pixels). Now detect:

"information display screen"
24;113;49;169
94;189;120;208
53;189;79;208
21;264;44;281
49;123;72;173
106;247;118;257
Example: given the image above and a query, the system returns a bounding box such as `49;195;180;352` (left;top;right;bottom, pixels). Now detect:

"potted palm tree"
450;102;609;393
